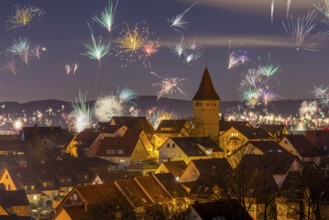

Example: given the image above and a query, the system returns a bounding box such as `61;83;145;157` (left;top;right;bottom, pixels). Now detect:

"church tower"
192;67;220;141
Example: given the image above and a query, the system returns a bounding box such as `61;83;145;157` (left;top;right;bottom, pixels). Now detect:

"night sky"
0;0;328;103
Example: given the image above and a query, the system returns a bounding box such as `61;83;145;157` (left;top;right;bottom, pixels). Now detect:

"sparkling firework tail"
271;0;275;23
71;92;93;132
282;10;329;51
168;2;197;33
287;0;293;17
92;0;118;33
82;23;110;61
3;58;18;75
82;23;110;93
315;0;329;24
169;36;188;58
258;64;280;77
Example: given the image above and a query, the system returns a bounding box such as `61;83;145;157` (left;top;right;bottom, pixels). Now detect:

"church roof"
193;67;220;101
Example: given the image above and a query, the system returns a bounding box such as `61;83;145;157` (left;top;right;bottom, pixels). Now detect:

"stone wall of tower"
193;99;220;141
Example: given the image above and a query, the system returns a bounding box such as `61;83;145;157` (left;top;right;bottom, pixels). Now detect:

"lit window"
120;159;126;163
117;150;124;154
33;195;37;200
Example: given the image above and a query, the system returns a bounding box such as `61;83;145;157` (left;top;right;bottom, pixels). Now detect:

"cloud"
162;34;295;48
178;0;320;17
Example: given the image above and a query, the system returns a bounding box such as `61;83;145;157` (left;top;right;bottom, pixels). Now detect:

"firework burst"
7;37;32;65
282;10;329;51
142;41;160;67
151;71;187;100
240;65;279;108
146;107;178;129
311;85;329;106
115;22;154;67
94;88;137;122
7;5;45;29
93;0;118;33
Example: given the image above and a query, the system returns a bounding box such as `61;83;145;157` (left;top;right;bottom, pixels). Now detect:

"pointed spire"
193;67;220;101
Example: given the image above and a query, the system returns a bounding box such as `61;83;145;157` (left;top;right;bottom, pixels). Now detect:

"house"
279;134;317;161
123;128;154;157
110;116;155;137
155;160;187;181
259;124;289;141
53;183;122;220
276;170;329;219
0;167;41;205
65;129;103;157
227;140;291;168
134;175;172;204
96;123;128;137
179;158;232;184
305;129;329;155
159;137;223;164
152;173;188;199
114;178;153;210
20;125;63;141
0;140;26;156
153;119;192;150
189;199;253;220
237;154;300;187
220;120;252;135
0;186;30;216
94;136;149;170
225;170;279;220
91;170;142;185
219;125;271;156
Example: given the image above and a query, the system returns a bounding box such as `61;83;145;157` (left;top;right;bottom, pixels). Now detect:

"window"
117;150;124;154
106;149;115;154
120;159;126;163
84;175;88;180
33;195;37;200
231;132;238;137
7;184;10;190
172;144;175;148
5;175;8;179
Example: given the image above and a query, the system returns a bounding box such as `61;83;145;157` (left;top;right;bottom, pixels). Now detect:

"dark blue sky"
0;0;328;102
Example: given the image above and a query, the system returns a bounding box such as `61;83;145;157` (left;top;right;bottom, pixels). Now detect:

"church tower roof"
192;67;220;101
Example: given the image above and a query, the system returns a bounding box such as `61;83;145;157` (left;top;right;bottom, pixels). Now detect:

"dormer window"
106;149;115;154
